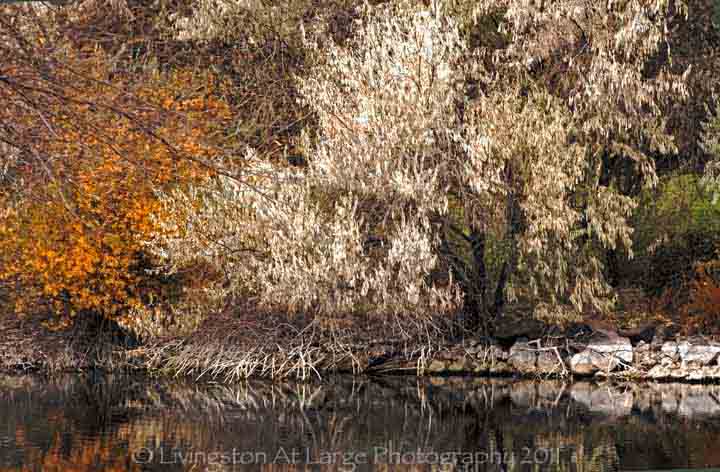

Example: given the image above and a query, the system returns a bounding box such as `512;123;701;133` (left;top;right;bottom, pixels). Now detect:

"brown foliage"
681;260;720;334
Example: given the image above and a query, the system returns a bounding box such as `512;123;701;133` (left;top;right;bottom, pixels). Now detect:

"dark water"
1;374;720;471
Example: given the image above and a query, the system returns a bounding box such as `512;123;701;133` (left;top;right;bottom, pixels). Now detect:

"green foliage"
633;173;720;295
659;175;720;233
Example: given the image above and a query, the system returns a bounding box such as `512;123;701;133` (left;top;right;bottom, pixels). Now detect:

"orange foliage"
0;48;232;323
681;261;720;335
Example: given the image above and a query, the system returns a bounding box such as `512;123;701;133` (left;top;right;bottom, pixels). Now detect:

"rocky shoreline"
418;335;720;382
6;336;720;383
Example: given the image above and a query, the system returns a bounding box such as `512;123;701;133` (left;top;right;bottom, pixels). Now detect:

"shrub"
0;47;232;326
680;260;720;334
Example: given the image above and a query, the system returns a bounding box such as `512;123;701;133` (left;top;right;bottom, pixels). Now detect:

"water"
1;374;720;471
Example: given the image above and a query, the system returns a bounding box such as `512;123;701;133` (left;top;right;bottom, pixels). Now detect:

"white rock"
508;342;537;373
661;342;679;361
679;343;720;365
570;350;599;375
537;350;561;373
586;336;633;370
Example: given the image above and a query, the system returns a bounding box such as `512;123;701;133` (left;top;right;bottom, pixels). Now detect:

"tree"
147;0;694;331
302;0;689;324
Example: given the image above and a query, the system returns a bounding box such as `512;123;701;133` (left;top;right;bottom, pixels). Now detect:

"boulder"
678;341;720;366
471;361;488;374
447;357;471;373
570;351;600;375
661;341;679;362
708;366;720;379
537;350;562;373
649;363;690;380
508;342;537;373
465;337;496;355
426;359;447;374
678;341;692;359
647;364;670;380
586;336;633;370
472;343;509;368
571;336;633;374
488;345;509;362
489;361;512;374
686;367;712;382
634;341;657;367
470;340;509;363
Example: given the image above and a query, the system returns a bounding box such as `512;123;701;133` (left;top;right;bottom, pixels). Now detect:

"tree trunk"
492;165;522;319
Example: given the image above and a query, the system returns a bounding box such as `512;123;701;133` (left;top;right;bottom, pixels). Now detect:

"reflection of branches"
7;374;720;472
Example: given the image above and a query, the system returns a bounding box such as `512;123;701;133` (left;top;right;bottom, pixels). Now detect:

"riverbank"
3;311;720;383
1;312;91;373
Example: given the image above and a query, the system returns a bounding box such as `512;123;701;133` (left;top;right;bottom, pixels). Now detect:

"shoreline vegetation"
4;310;720;383
1;0;720;387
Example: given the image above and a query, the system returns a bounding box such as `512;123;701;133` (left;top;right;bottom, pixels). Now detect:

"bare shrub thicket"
149;0;692;329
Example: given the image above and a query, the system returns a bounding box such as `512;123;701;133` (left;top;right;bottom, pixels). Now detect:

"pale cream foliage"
461;89;618;317
149;145;461;319
296;3;464;216
169;0;343;46
171;0;262;42
148;2;468;321
489;0;689;163
150;0;690;323
701;97;720;201
452;0;688;319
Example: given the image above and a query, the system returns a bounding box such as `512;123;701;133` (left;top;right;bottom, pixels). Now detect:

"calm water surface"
1;373;720;471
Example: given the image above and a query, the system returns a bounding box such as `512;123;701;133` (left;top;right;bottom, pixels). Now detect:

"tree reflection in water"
1;374;720;471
